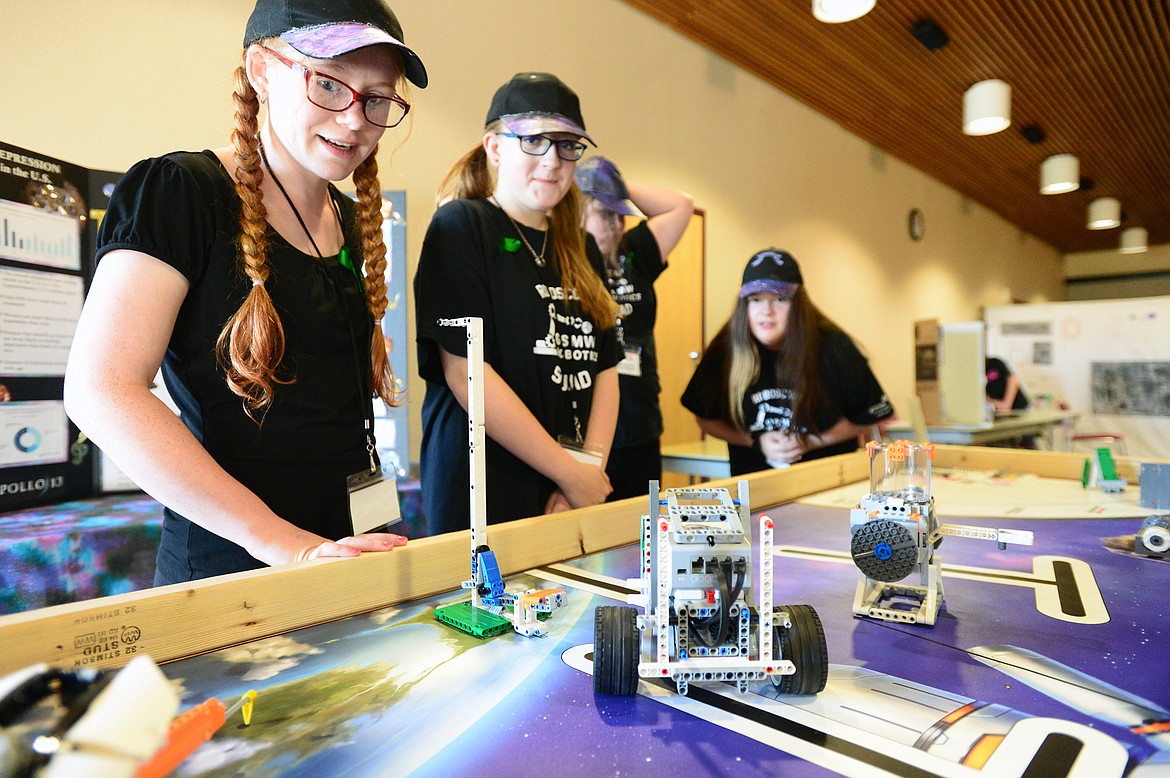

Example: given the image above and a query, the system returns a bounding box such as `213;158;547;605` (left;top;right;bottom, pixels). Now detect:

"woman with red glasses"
64;0;426;584
414;72;622;536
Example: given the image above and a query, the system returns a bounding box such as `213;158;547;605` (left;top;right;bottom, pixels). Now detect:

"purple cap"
575;156;644;218
739;248;802;299
244;0;427;88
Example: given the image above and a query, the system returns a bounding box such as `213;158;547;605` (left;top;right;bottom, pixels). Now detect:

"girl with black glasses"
414;72;621;536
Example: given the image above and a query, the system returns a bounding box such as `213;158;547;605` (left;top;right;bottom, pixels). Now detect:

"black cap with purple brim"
740;248;802;299
244;0;427;88
485;72;595;146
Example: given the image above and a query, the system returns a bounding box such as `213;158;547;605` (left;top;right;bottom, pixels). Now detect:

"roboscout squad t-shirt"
415;198;622;535
682;328;893;475
606;220;667;449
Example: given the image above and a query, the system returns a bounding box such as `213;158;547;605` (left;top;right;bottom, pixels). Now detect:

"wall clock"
908;208;925;241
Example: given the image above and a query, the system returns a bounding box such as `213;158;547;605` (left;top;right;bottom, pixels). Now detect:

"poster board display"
370;191;409;478
986;297;1170;458
0;142;98;511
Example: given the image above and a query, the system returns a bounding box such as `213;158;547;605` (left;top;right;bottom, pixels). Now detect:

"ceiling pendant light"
1040;154;1079;195
1086;197;1121;230
963;80;1011;135
812;0;876;23
1120;227;1148;254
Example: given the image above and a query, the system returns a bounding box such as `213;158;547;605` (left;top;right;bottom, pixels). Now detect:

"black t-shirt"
607;220;666;449
681;328;893;475
414;198;622;535
97;151;374;582
985;357;1029;409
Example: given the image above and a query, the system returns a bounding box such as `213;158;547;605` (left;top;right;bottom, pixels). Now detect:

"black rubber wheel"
772;604;829;695
594;606;640;695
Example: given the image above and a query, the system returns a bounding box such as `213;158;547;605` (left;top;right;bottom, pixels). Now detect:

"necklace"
492;196;548;267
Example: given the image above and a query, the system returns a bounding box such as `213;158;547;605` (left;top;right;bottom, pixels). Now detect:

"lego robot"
849;441;1032;626
1083;446;1128;493
432;317;567;639
1136;515;1170;558
594;481;828;697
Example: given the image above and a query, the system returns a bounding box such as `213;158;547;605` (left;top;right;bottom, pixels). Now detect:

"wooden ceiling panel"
621;0;1169;253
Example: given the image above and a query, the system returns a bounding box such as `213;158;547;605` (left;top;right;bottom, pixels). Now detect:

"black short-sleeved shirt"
607;220;667;449
414;198;622;535
985;357;1029;410
97;151;375;582
681;328;894;475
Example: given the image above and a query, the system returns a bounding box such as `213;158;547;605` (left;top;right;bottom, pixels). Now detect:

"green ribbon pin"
500;237;522;254
338;245;360;281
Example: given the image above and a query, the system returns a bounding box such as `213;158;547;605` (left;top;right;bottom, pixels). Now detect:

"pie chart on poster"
14;426;41;453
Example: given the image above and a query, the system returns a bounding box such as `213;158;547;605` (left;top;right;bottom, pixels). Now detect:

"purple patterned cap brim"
739;279;800;300
500;114;596;146
592;191;645;219
281;23;427;87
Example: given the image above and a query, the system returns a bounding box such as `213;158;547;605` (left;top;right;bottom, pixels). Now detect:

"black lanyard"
259;142;377;472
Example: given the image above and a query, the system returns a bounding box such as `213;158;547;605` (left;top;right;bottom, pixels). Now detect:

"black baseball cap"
740;248;802;299
244;0;427;88
485;72;595;146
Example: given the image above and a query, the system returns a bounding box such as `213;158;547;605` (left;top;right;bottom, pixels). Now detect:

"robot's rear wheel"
771;604;828;695
593;606;640;696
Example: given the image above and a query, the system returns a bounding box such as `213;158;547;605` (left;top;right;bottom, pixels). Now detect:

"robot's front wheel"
593;606;640;696
771;604;829;695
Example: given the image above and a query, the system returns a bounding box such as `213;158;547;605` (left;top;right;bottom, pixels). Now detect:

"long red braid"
216;55;401;422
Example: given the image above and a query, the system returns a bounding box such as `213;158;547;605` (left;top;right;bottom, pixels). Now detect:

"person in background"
682;248;894;476
986;356;1029;413
575;157;693;500
414;72;622;536
64;0;427;583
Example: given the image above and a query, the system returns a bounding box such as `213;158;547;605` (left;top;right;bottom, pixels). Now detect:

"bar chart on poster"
0;198;81;271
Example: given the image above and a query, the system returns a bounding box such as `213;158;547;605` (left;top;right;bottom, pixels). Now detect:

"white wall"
0;0;1066;463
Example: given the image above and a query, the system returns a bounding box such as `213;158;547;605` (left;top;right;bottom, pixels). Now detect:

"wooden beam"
0;445;1151;674
0;498;635;675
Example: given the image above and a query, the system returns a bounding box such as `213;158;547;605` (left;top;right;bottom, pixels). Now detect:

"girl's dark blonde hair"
723;287;842;441
217;46;403;420
436;123;617;328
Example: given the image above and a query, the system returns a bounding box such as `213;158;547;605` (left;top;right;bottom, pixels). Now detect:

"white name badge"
618;347;642;377
347;464;402;535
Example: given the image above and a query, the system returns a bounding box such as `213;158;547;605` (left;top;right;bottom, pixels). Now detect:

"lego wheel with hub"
593;606;640;696
771;604;828;695
851;519;917;582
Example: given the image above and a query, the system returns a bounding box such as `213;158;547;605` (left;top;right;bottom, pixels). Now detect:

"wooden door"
647;210;705;487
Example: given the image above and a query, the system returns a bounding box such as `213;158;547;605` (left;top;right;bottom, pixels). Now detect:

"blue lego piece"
476;548;506;604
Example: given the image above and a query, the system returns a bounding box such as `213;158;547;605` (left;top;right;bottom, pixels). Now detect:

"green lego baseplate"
434;601;512;638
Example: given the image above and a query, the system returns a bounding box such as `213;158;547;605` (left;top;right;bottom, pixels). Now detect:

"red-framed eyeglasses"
262;47;410;128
